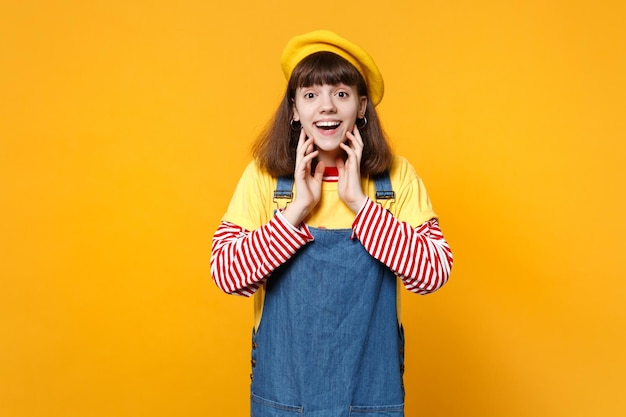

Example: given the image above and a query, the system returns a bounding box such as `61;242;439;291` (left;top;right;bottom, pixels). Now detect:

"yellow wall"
1;1;624;416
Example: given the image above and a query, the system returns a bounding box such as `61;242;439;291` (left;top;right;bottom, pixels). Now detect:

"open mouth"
315;121;341;130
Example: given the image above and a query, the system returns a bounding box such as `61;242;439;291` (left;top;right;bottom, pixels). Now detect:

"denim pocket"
349;403;404;416
251;394;303;416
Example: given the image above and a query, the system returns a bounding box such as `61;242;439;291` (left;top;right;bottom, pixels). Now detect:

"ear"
358;96;368;118
292;102;300;122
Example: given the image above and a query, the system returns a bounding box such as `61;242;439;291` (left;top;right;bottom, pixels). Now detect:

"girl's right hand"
281;128;325;227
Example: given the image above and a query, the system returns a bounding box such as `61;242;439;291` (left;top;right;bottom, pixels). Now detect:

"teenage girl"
211;30;453;417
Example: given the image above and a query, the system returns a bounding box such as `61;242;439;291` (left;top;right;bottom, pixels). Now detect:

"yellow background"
1;1;625;416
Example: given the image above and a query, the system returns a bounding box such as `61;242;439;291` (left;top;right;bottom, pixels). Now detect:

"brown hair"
251;52;393;177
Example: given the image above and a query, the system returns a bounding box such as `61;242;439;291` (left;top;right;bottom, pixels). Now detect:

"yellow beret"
281;30;384;106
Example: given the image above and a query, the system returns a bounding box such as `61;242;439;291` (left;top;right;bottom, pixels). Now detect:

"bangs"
289;52;365;93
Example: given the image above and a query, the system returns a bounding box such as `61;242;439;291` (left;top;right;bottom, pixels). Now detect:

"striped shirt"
211;197;452;297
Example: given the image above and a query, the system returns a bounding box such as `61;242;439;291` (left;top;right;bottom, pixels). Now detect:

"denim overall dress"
250;173;405;417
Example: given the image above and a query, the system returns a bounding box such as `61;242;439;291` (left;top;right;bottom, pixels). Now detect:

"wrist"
281;201;309;227
349;195;368;214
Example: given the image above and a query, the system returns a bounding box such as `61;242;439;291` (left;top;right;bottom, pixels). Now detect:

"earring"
356;116;368;129
290;119;301;130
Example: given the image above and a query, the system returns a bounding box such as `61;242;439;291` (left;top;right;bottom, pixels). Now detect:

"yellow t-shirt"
222;155;438;328
223;155;437;230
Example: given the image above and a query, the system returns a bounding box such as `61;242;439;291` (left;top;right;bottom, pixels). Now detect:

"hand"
281;128;325;226
337;125;367;213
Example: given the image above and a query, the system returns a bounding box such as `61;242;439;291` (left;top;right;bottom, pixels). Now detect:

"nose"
319;93;336;113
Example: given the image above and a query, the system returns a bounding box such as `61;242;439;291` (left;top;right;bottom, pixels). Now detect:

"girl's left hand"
337;125;367;213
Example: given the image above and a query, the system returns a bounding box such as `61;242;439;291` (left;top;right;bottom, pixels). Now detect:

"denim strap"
373;171;395;202
273;176;294;209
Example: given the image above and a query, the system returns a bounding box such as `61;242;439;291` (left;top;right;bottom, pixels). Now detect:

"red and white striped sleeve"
351;198;453;295
210;213;314;297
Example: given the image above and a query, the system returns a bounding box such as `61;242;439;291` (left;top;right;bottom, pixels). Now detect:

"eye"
303;92;316;99
336;91;349;98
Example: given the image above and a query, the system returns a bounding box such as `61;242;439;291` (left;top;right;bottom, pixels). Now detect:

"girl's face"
292;83;367;166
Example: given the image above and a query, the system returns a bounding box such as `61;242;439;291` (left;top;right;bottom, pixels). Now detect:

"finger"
339;142;361;178
296;135;315;166
313;160;326;181
346;127;364;156
305;138;315;156
300;148;319;169
353;126;364;155
350;124;364;145
339;142;357;161
295;138;316;176
335;157;345;174
296;129;307;153
339;140;351;153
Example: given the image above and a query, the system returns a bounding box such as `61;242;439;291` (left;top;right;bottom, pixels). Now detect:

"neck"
316;149;344;167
